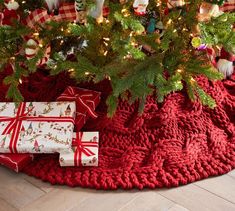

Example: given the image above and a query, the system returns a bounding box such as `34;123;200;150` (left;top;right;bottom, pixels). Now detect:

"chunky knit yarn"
1;68;235;189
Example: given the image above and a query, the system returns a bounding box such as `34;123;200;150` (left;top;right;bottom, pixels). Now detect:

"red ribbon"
57;86;98;119
73;132;98;166
0;102;75;153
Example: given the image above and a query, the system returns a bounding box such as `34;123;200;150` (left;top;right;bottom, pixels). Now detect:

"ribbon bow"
0;102;75;153
73;132;98;166
57;86;98;119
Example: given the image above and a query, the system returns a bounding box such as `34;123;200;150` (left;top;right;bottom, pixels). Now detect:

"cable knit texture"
1;68;235;190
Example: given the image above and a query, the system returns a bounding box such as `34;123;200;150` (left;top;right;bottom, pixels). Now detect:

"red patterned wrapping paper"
57;87;101;131
59;132;99;167
0;154;33;172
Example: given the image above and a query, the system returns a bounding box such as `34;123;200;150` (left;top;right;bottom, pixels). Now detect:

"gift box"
59;132;99;167
0;154;33;172
0;102;76;153
57;86;101;131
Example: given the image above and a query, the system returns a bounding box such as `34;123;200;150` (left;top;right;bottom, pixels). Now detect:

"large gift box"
0;154;33;172
0;102;75;153
57;87;101;131
59;132;99;167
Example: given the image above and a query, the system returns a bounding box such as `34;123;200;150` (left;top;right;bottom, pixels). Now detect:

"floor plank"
228;169;235;178
195;174;235;204
158;184;235;211
0;167;45;209
118;192;174;211
21;188;98;211
21;174;54;193
168;204;189;211
68;190;140;211
0;198;18;211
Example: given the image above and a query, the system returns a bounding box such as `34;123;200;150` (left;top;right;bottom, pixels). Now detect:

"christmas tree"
0;0;234;116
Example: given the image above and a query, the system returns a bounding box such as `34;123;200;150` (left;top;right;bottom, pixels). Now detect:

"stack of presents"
0;86;101;172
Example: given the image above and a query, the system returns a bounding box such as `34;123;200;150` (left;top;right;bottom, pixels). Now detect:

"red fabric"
0;68;234;189
23;3;76;28
0;154;33;172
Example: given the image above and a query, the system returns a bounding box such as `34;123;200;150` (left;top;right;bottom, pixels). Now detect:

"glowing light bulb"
97;17;104;24
177;69;183;73
167;19;172;25
131;41;136;46
68;68;75;72
103;51;108;56
190;77;196;82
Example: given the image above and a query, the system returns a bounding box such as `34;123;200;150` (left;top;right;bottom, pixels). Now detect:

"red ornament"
103;6;110;17
2;8;19;25
1;0;20;25
164;8;169;15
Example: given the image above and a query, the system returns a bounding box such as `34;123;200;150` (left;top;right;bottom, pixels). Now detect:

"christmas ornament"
191;37;207;51
191;36;207;50
75;0;85;11
89;0;105;22
217;59;234;79
44;0;61;15
155;21;164;37
103;6;110;17
191;37;201;48
4;0;19;10
147;18;156;34
167;0;186;9
75;0;87;24
198;2;223;22
1;0;20;25
25;38;51;67
133;0;149;16
217;48;235;79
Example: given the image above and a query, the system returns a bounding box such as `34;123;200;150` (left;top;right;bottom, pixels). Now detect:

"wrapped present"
59;132;99;167
0;102;76;153
57;86;101;131
0;154;33;172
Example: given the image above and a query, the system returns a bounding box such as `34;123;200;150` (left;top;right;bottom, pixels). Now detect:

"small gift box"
59;132;99;167
0;102;75;153
0;154;33;172
57;86;101;131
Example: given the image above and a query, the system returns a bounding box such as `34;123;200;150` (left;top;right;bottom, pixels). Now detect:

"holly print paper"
0;102;76;153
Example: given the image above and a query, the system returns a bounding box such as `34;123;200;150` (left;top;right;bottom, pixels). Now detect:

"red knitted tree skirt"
1;69;235;189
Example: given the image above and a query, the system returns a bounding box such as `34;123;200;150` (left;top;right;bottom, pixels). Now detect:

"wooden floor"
0;167;234;211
